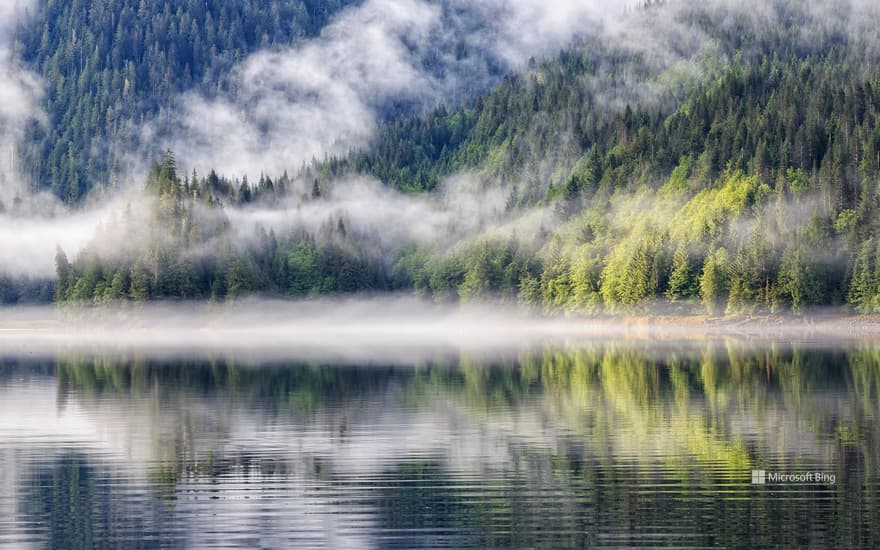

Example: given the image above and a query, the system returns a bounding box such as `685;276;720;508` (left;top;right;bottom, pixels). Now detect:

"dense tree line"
0;275;54;305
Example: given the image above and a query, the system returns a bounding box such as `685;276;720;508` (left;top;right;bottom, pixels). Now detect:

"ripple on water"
0;345;878;548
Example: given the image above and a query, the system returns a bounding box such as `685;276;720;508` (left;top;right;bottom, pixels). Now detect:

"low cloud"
0;195;135;277
169;0;868;181
0;298;875;363
163;0;442;178
224;172;526;253
0;0;93;279
0;0;43;207
160;0;632;179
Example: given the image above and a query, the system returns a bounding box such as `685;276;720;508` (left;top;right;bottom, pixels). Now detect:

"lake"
0;339;878;548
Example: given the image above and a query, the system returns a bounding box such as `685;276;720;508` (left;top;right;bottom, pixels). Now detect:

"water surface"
0;340;878;548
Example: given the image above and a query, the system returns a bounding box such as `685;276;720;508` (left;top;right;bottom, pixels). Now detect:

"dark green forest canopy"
17;0;361;202
334;2;879;199
35;1;880;314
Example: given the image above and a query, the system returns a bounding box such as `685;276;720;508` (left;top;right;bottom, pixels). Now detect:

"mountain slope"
49;1;880;314
18;0;360;202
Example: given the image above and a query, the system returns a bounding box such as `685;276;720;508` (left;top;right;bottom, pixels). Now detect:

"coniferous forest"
16;0;359;201
6;0;880;315
7;5;880;549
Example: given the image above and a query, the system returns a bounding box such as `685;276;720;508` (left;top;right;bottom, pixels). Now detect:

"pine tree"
666;242;694;301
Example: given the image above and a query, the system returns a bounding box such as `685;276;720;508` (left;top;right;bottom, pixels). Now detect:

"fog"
224;173;549;253
0;0;120;277
166;0;880;180
163;0;441;178
162;0;625;178
0;297;591;362
0;297;875;363
0;0;617;276
0;0;42;207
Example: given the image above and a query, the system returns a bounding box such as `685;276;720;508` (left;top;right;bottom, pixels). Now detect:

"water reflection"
0;342;878;548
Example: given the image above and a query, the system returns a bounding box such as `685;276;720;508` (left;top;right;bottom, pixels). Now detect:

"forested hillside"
17;0;359;202
43;1;880;314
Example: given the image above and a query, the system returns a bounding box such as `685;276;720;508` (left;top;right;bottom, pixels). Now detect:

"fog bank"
0;298;877;363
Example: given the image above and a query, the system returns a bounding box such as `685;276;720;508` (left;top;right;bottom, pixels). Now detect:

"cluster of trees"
56;153;386;303
530;168;854;314
17;0;357;202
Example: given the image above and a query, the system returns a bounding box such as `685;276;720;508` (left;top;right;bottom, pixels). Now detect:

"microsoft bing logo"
750;469;836;485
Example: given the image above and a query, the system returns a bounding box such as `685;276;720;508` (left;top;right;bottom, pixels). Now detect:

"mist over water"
1;298;878;365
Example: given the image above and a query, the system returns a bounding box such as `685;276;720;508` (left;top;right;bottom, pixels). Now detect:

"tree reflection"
2;342;878;548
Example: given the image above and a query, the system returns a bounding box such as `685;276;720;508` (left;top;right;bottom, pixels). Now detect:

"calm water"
0;341;878;548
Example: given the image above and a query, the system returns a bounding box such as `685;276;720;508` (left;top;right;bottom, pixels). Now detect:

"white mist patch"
473;0;614;65
166;0;440;178
0;297;586;362
0;193;141;278
160;0;809;183
0;0;120;278
0;0;43;207
0;0;39;125
0;0;110;278
223;173;525;251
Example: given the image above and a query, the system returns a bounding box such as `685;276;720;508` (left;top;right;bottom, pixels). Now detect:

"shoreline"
574;314;880;339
